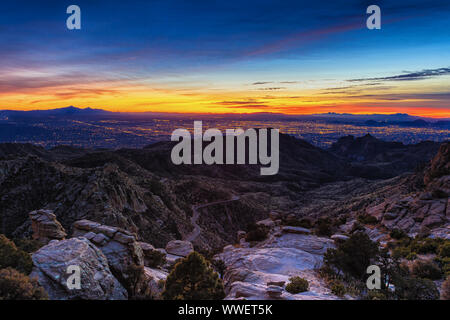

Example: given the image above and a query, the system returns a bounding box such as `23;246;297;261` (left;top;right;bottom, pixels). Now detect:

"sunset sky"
0;0;449;117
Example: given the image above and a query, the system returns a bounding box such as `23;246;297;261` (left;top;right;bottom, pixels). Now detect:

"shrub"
441;277;450;300
439;242;450;258
162;252;225;300
366;290;387;300
357;215;378;225
411;260;442;280
406;252;417;261
0;234;33;274
12;238;43;253
146;250;166;268
285;276;309;294
330;280;345;297
393;277;439;300
390;228;407;240
0;268;47;300
392;246;411;259
245;224;268;242
324;232;379;279
315;218;332;237
211;259;226;279
411;238;439;254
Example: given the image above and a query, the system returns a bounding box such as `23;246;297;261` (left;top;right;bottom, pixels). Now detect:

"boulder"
165;240;194;257
257;218;276;228
282;226;311;235
143;267;168;299
267;281;285;287
331;234;349;242
31;237;127;300
72;220;144;290
29;209;66;244
266;285;283;299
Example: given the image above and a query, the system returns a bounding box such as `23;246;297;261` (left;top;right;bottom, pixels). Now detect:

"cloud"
348;67;450;82
251;81;273;85
256;87;286;91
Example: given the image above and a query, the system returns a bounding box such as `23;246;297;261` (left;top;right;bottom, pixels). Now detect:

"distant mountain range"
1;106;449;126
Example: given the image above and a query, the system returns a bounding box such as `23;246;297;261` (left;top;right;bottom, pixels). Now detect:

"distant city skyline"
0;1;449;117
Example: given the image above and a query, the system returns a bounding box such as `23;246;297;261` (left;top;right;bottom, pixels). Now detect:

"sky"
0;0;449;117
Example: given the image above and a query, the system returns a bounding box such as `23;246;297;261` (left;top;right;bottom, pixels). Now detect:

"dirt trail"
184;195;240;242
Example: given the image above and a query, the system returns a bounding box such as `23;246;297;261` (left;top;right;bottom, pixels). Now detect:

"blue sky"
0;0;449;116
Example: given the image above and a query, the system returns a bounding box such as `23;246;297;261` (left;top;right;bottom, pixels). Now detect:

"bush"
411;238;439;254
12;238;43;253
0;268;47;300
439;242;450;258
330;280;345;297
394;277;439;300
162;252;225;300
315;218;333;237
324;232;379;279
0;234;33;274
406;252;417;261
441;277;450;300
390;228;407;240
245;224;268;242
357;215;378;225
146;250;166;268
366;290;387;300
285;276;309;294
392;246;411;259
411;260;442;280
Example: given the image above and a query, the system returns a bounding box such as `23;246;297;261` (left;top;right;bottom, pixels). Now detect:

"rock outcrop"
29;209;67;244
72;220;145;290
165;240;194;257
217;230;337;300
31;237;127;300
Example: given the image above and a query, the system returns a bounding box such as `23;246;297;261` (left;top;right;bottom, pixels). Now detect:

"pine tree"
162;252;225;300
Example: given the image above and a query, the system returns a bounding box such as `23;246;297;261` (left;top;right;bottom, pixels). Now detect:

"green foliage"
411;260;442;280
357;215;378;225
162;252;225;300
390;228;407;240
439;242;450;258
285;276;309;294
365;290;387;300
324;232;379;279
406;252;417;261
245;224;268;242
393;276;439;300
315;217;333;237
12;238;43;253
441;277;450;300
0;234;33;274
0;268;47;300
211;259;226;279
146;250;166;268
410;238;440;254
392;246;411;259
330;280;346;297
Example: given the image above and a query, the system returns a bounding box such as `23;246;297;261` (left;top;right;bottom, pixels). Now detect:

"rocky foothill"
0;137;448;300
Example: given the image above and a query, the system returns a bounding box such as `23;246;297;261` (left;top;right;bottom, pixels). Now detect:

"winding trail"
184;195;240;242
